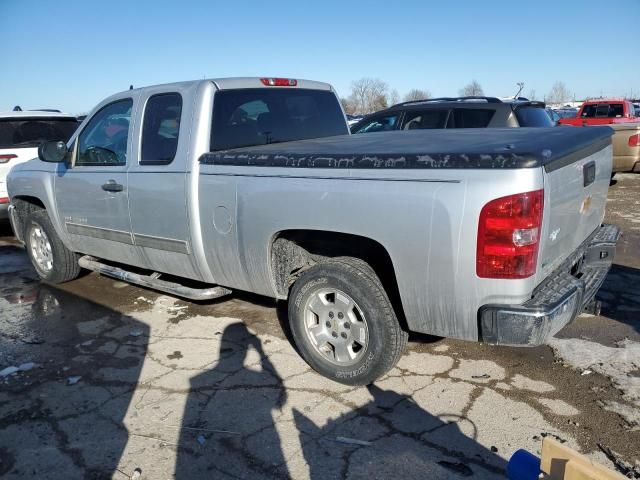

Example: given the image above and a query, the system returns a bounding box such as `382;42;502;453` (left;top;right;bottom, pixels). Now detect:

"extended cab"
7;78;620;385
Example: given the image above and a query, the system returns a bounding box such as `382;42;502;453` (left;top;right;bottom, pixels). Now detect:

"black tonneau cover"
200;127;613;170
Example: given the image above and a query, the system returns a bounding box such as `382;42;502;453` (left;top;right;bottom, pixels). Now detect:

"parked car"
546;108;561;124
558;99;638;126
7;77;619;385
0;110;79;220
555;108;579;119
350;96;554;134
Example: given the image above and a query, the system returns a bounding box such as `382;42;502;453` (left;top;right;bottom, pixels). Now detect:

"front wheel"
24;209;80;284
288;257;408;385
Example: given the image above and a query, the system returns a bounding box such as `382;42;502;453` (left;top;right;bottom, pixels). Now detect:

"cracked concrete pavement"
1;174;639;479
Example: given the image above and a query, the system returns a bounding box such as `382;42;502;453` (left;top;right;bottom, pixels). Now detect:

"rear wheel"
288;257;408;385
24;209;80;283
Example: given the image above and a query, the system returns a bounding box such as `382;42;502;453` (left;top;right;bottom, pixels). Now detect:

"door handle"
101;180;124;192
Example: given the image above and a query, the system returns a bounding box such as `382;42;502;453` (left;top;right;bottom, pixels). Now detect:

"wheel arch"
269;229;408;331
10;196;47;241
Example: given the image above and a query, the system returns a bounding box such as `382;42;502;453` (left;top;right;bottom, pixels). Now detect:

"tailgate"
536;142;613;283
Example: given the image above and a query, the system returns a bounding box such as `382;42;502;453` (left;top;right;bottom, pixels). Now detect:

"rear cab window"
514;106;554;127
141;93;183;164
0;117;79;149
210;88;348;151
581;103;625;118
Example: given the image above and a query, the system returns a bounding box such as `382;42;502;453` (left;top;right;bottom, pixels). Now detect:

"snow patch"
549;338;640;423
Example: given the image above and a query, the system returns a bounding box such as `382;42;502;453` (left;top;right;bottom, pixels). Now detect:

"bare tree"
547;81;571;106
527;89;537;101
347;78;391;114
388;89;400;106
403;89;432;102
340;97;356;115
458;80;484;97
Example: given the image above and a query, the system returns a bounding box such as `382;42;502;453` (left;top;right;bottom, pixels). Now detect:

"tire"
288;256;408;385
23;209;80;284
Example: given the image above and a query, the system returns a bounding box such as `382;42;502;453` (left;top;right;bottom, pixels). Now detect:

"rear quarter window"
0;118;79;148
141;93;183;165
515;107;554;127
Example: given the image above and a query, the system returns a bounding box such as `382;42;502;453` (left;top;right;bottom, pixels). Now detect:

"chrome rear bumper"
479;224;620;346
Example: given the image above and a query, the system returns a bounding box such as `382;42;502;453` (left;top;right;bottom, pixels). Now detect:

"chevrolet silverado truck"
6;77;620;385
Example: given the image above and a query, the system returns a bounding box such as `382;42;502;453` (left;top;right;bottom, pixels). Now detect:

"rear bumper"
479;224;620;346
613;154;640;173
0;202;8;220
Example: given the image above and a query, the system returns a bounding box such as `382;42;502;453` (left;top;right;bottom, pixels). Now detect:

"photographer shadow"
174;322;289;479
293;384;507;479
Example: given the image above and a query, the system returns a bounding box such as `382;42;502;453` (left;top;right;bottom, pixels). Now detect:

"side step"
78;256;232;301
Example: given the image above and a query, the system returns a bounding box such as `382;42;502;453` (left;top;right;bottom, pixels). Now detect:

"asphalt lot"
1;174;639;479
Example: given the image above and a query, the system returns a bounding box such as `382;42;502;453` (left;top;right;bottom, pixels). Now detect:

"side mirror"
38;141;68;163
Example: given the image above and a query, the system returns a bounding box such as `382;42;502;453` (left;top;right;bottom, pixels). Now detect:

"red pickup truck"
559;99;638;126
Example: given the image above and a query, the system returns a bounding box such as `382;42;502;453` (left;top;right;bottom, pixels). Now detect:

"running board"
78;256;232;301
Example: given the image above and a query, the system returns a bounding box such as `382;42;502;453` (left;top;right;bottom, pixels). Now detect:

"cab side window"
402;110;448;130
449;109;495;128
352;114;399;134
141;93;183;164
77;99;133;166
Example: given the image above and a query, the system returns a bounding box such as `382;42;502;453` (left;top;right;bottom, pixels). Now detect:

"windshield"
514;106;554;127
210;88;348;151
0;117;79;148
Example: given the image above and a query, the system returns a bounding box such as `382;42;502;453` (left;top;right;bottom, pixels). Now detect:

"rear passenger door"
127;90;200;279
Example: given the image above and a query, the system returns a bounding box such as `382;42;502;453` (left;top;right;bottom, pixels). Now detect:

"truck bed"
201;127;613;171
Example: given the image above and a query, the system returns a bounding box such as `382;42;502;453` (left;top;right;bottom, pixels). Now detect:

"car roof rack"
31;109;62;113
391;96;503;108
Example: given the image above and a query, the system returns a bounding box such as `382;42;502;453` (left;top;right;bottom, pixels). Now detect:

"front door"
55;98;138;265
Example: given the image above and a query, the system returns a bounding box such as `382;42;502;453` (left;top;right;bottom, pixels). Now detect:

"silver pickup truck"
6;77;620;385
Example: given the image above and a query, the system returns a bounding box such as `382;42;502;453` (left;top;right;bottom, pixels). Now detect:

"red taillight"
477;189;544;279
629;134;639;147
0;197;9;204
260;78;297;87
0;154;17;164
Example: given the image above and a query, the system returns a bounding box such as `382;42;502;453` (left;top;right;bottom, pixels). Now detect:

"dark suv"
350;96;554;134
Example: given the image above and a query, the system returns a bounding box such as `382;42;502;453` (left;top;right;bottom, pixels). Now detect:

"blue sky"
1;0;639;114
